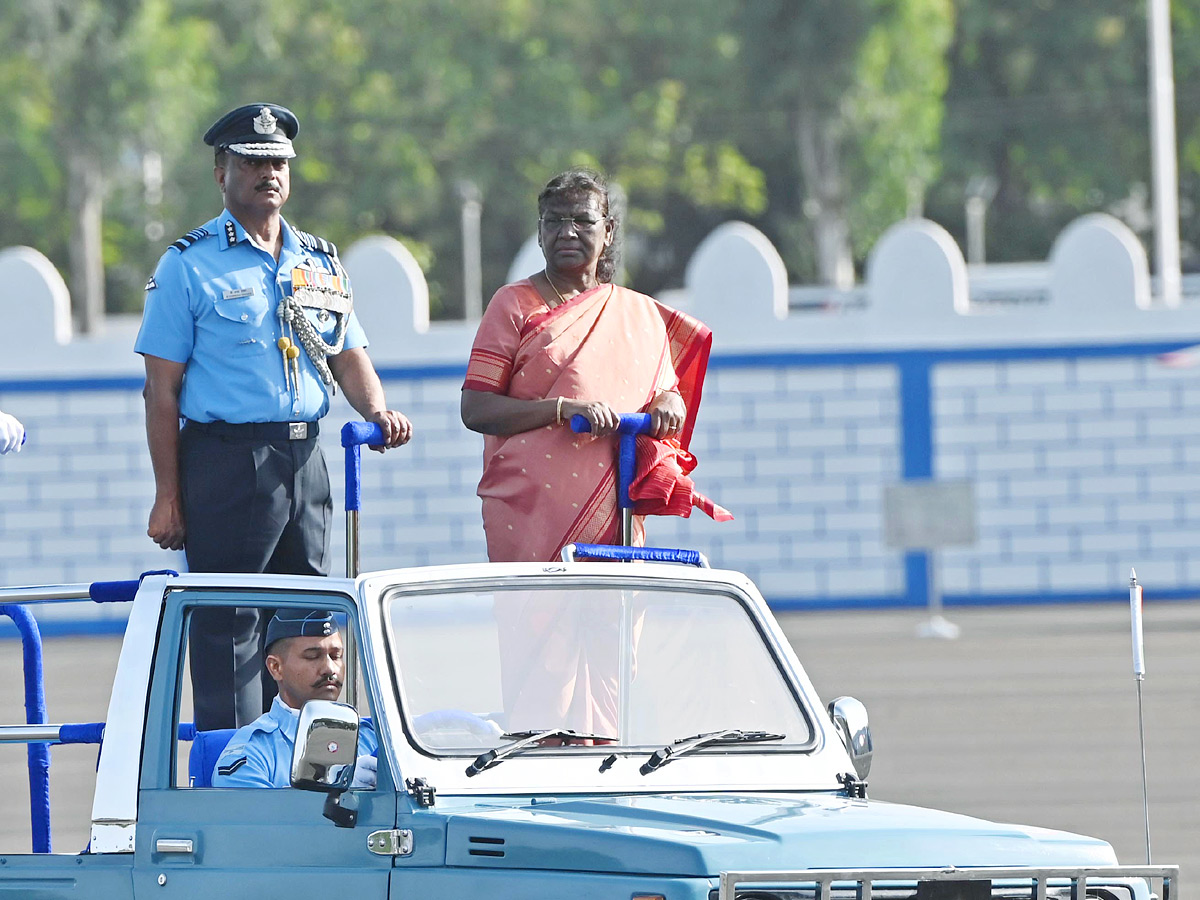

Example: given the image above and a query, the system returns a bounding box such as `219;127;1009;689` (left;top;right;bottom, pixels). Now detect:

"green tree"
926;2;1154;265
6;0;216;324
182;0;767;313
731;0;955;285
0;18;62;271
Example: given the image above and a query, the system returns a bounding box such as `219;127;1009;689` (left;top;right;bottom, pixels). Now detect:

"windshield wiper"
639;729;785;775
465;728;617;777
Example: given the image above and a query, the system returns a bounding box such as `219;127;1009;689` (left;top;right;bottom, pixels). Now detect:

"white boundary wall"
3;214;1200;625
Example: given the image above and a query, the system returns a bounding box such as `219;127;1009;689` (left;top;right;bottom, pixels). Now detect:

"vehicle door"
131;588;397;900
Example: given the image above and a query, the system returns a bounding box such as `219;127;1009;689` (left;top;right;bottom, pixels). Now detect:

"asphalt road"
1;601;1195;887
782;602;1198;889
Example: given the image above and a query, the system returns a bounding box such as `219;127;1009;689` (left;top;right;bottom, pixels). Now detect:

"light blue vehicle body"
0;562;1175;900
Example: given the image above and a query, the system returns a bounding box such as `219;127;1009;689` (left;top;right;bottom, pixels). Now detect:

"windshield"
384;582;813;756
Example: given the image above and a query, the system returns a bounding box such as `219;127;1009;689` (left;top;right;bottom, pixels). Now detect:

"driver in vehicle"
211;609;377;788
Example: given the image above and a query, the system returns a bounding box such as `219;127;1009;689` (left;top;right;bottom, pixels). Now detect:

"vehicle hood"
441;793;1117;875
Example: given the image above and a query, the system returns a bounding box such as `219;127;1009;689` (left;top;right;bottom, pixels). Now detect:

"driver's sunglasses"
539;215;606;231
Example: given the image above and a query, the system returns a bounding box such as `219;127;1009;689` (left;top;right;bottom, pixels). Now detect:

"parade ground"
1;599;1195;886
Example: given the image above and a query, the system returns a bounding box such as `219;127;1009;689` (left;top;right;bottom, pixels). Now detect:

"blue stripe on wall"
4;338;1199;393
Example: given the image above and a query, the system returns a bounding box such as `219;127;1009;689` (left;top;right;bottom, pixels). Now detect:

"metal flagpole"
1129;569;1151;864
1147;0;1182;307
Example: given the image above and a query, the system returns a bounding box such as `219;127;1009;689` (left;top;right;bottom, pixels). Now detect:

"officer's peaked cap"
265;609;338;651
204;103;298;159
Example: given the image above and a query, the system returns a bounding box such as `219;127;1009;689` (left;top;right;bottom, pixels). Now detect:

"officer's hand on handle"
147;495;186;552
647;390;686;440
561;399;620;436
366;409;413;452
350;754;377;789
0;411;24;455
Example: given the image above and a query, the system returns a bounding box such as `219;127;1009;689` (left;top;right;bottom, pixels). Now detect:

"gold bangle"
555;396;564;425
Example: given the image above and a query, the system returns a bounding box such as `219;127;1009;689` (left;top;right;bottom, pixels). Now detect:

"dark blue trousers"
180;422;332;731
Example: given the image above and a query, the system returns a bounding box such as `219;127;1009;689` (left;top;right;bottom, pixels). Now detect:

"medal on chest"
276;260;354;397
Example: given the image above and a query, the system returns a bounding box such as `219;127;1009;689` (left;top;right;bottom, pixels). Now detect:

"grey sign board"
883;479;977;550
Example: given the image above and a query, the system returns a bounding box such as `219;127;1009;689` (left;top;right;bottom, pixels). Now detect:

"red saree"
464;279;726;563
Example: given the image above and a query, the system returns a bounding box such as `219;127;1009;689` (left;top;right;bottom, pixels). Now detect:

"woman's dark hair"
537;168;622;284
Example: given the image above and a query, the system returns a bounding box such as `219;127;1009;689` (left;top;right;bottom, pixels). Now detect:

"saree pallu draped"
464;280;721;563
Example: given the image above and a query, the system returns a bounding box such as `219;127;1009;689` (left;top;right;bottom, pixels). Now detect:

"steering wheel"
411;709;503;747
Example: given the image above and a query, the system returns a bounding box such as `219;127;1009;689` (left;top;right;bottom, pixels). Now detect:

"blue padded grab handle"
566;543;707;567
570;413;652;510
341;422;385;513
57;723;105;744
341;421;385;448
89;569;179;604
568;413;652;435
88;580;139;604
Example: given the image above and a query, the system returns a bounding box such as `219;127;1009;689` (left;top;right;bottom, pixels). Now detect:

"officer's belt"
185;420;319;441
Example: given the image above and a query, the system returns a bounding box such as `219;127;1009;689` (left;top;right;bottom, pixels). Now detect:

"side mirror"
827;696;873;780
291;700;361;827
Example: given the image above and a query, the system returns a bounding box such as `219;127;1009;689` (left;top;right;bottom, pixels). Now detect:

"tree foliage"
1;0;1199;318
927;1;1200;267
1;0;216;321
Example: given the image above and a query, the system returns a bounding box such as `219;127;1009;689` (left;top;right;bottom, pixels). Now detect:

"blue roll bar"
560;543;709;567
0;570;173;853
0;604;50;853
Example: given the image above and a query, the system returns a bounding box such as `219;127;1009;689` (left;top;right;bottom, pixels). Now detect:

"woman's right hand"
562;398;621;436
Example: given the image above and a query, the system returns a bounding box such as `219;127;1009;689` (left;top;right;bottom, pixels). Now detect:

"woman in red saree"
461;170;728;736
461;169;726;564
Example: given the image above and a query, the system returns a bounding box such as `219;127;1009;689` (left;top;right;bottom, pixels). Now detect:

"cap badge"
322;622;332;635
253;107;278;135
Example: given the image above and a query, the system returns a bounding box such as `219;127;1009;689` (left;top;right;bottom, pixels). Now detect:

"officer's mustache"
313;675;342;690
256;180;280;192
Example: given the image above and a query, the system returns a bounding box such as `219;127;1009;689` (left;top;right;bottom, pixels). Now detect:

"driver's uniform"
211;696;378;788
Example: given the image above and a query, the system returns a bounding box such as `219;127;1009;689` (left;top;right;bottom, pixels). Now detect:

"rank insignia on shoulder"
169;228;211;253
224;219;238;247
145;276;157;292
217;757;248;776
295;229;339;259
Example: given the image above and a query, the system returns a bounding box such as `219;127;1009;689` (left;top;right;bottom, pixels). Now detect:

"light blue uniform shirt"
211;696;378;788
134;209;368;424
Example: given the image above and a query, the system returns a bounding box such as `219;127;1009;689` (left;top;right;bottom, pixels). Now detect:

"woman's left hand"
647;391;686;439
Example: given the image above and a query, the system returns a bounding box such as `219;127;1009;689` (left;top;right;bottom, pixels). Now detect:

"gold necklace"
543;269;570;307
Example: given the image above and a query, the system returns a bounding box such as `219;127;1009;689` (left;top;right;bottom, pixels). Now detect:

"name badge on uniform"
223;287;255;300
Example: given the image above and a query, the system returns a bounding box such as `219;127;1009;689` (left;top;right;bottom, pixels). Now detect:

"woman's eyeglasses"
539;215;606;231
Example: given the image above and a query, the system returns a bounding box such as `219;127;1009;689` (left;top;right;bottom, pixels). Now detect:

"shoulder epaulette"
169;228;212;253
295;228;339;259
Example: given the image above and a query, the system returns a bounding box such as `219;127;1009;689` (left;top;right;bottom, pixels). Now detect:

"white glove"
350;754;377;789
0;412;24;455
